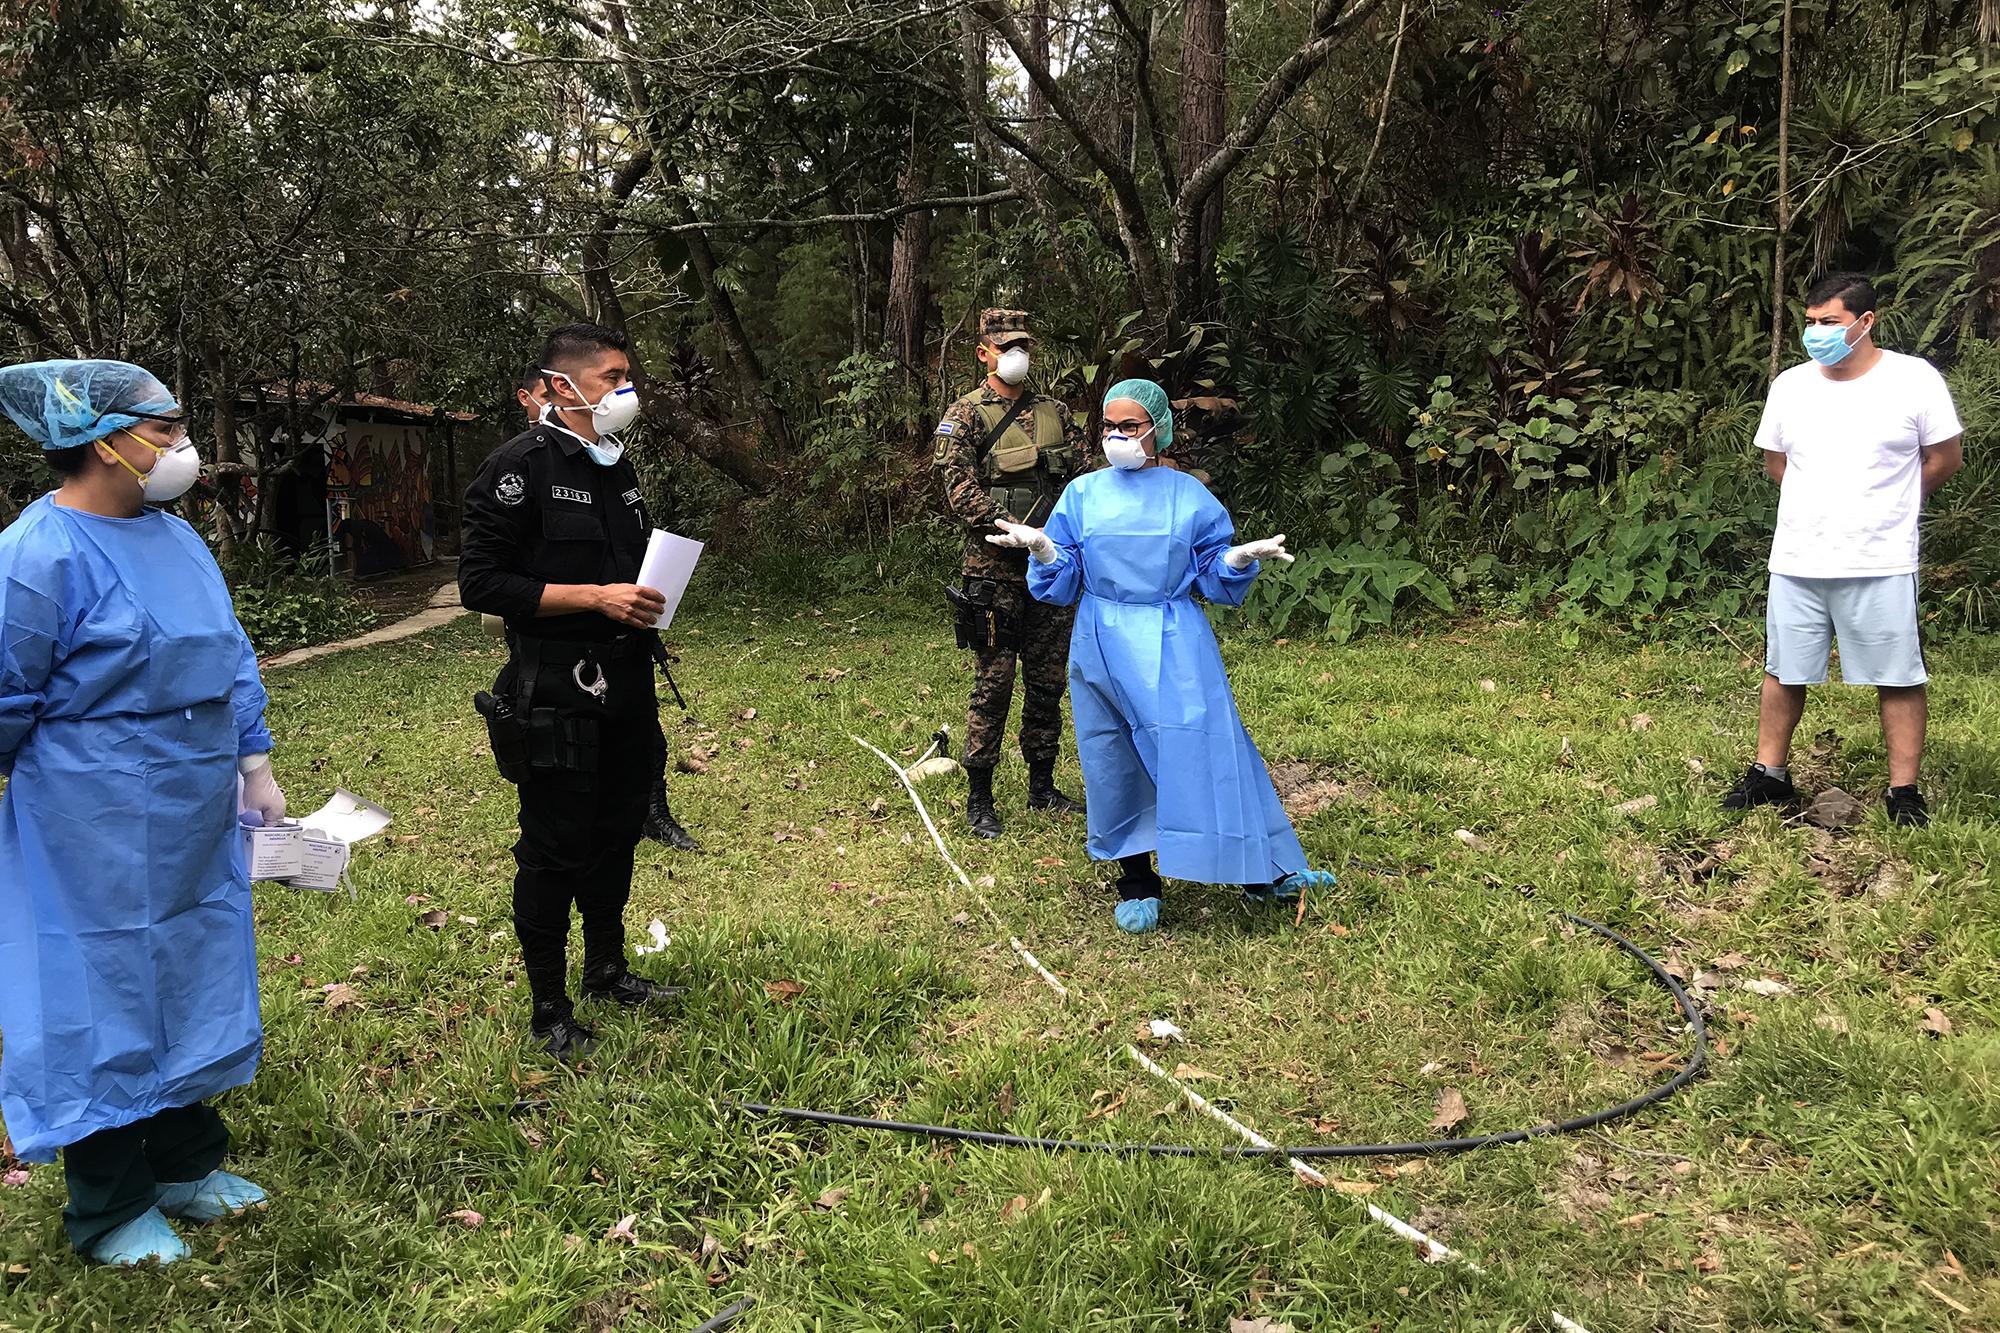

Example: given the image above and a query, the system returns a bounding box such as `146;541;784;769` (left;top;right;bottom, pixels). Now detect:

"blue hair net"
0;359;179;450
1103;377;1173;451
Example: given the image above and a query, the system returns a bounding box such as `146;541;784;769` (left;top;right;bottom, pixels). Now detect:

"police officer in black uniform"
460;323;675;1062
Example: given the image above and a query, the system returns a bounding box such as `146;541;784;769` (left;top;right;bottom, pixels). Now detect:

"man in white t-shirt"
1722;273;1964;826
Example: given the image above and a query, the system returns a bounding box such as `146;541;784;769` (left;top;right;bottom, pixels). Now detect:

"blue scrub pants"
62;1102;228;1250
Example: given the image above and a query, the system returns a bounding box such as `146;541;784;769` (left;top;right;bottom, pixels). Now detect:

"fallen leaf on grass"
1805;786;1867;830
735;708;757;722
1814;1013;1851;1035
1739;977;1793;997
1918;1279;1973;1315
1326;921;1351;938
764;979;806;1004
1710;951;1752;971
1920;1007;1953;1037
1087;1091;1128;1120
1629;713;1653;731
1611;794;1658;817
1328;1179;1379;1195
811;1187;850;1212
1618;1212;1657;1228
417;909;449;929
999;1187;1052;1222
444;1209;483;1229
603;1214;639;1243
1478;679;1497;693
1229;1319;1295;1333
1171;1064;1218;1081
1033;855;1064;868
1429;1087;1468;1131
1452;829;1487;851
320;983;363;1013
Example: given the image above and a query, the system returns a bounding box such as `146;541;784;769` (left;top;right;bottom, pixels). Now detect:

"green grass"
4;589;1999;1331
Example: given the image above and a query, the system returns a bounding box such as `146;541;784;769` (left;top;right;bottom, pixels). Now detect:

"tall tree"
1177;0;1228;320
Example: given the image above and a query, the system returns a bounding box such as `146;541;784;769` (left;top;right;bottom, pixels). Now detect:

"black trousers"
504;644;659;1010
62;1102;228;1251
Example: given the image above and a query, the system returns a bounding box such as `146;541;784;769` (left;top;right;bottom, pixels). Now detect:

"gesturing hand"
598;583;668;627
986;518;1057;564
1223;533;1293;571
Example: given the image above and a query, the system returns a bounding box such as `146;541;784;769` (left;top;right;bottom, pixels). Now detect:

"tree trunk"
204;341;239;562
1767;0;1795;384
1176;0;1228;321
884;121;934;374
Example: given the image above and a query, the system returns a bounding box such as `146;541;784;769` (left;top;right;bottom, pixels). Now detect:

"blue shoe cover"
156;1169;267;1222
87;1207;189;1266
1114;897;1161;934
1248;868;1338;903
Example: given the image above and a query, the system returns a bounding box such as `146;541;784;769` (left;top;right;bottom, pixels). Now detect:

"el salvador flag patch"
935;421;956;435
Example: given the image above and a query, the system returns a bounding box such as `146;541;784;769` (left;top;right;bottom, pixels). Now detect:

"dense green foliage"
2;1;1996;634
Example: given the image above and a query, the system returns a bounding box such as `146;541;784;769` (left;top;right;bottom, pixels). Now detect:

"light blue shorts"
1765;573;1927;687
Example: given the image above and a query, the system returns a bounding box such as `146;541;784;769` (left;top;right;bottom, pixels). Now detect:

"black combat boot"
966;765;1004;839
1026;759;1084;815
530;999;597;1064
641;776;701;851
581;960;685;1008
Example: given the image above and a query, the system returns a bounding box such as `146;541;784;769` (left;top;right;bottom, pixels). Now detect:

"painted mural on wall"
326;422;436;576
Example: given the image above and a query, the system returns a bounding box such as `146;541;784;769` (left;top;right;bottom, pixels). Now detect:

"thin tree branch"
642;189;1024;234
1178;0;1391;215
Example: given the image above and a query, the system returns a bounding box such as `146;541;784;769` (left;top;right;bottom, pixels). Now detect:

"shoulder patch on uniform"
935;420;957;436
496;473;526;507
551;485;591;505
622;488;642;506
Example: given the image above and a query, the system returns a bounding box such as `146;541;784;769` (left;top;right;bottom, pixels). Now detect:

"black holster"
477;631;617;787
946;577;1018;652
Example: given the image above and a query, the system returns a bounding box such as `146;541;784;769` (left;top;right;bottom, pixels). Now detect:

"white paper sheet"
298;790;393;845
636;528;705;630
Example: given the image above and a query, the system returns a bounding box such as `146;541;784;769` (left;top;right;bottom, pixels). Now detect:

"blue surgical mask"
1801;321;1859;367
582;439;625;467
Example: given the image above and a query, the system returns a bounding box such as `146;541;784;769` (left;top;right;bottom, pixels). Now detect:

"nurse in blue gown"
0;360;286;1265
995;378;1333;934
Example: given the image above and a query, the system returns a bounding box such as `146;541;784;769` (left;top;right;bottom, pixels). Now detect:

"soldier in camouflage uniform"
932;309;1089;838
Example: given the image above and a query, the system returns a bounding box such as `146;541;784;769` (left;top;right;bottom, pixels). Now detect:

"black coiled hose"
728;911;1706;1161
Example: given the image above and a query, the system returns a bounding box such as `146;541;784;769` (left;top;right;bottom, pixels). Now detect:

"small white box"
290;833;351;893
242;821;304;881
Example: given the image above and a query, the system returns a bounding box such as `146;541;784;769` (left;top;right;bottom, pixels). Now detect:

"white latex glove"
985;517;1057;564
238;752;287;825
1223;533;1293;570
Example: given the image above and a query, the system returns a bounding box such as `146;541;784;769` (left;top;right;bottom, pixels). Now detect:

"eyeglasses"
1102;419;1152;434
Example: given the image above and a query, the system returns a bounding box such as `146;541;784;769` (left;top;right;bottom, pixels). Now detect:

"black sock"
1116;853;1161;901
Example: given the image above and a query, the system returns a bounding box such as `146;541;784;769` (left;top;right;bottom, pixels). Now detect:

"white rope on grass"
851;734;1069;997
851;731;1593;1332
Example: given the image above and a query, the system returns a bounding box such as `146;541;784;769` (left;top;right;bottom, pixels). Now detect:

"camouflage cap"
978;308;1033;347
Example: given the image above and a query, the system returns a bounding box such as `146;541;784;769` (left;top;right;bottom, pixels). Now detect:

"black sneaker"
1885;785;1929;828
1720;765;1798;812
581;966;685;1008
530;1001;597;1063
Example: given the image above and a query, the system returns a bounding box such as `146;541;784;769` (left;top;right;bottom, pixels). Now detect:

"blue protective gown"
1027;466;1306;884
0;495;270;1161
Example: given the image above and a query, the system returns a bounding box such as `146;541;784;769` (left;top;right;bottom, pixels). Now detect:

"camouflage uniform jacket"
931;382;1089;583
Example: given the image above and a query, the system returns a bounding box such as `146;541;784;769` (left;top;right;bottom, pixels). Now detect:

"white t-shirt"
1756;348;1963;578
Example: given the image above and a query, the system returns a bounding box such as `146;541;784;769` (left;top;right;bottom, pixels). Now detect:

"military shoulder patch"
496;473;526;506
935;420;957;436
